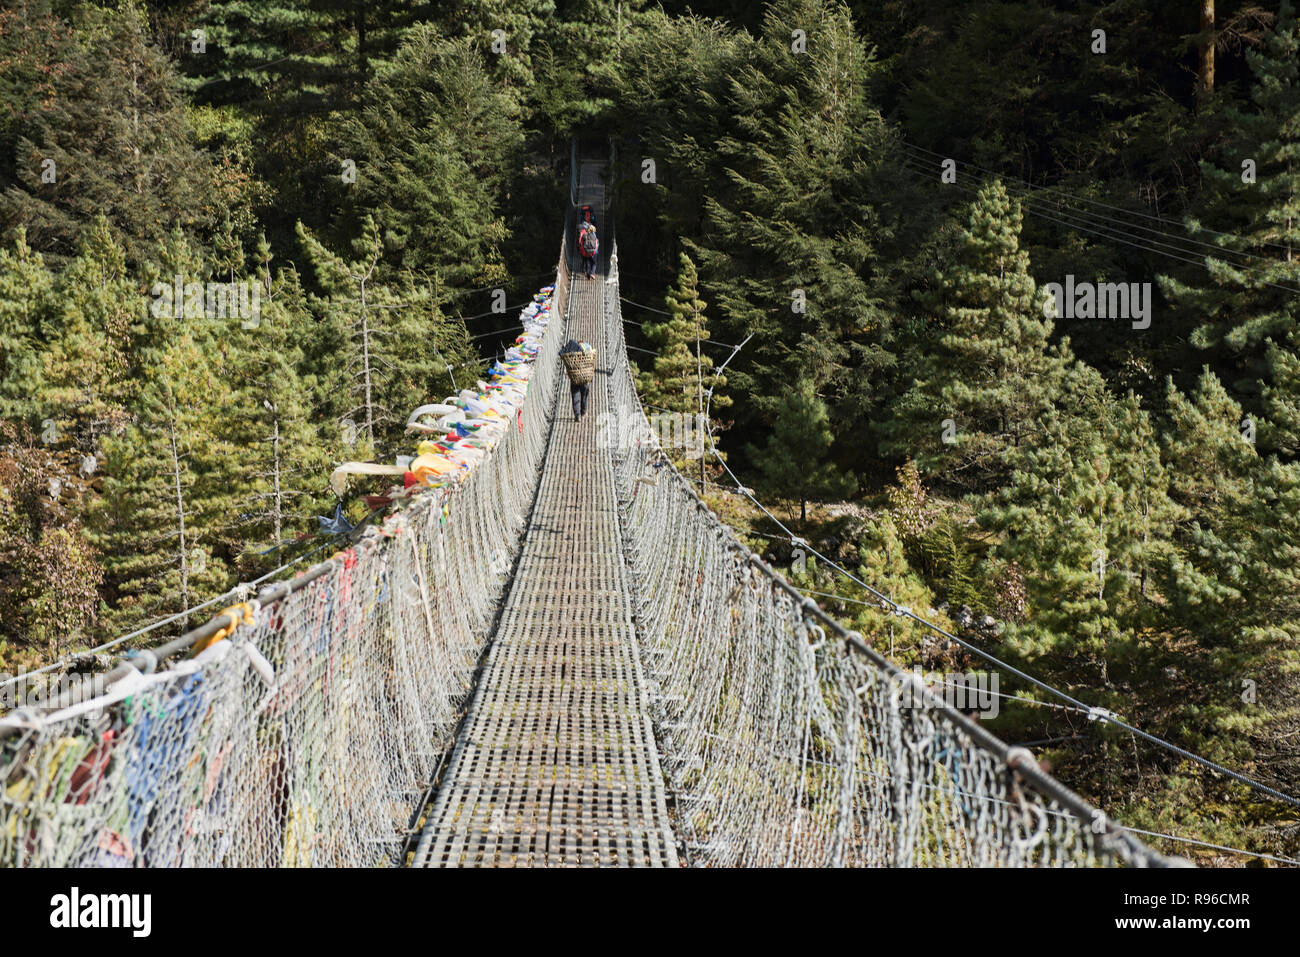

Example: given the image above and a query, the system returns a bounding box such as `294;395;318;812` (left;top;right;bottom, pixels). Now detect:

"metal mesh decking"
411;168;678;866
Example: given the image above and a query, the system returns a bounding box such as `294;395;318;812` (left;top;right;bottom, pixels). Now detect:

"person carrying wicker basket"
561;339;596;420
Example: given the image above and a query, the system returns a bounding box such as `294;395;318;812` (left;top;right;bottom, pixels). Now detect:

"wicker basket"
562;350;596;386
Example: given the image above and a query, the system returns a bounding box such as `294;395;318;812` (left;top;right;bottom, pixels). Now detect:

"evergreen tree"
187;0;342;111
1159;2;1300;447
225;237;333;561
0;426;102;662
0;1;76;195
637;253;730;482
1;4;216;264
1263;340;1300;454
746;378;856;524
297;217;475;456
850;513;944;661
689;0;893;444
333;26;522;289
606;10;747;304
1158;369;1300;759
539;0;650;130
37;217;138;450
979;389;1181;691
424;0;557;102
880;181;1069;491
89;315;239;633
0;228;53;421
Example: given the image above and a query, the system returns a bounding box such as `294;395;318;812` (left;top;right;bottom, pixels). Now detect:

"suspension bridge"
0;159;1179;868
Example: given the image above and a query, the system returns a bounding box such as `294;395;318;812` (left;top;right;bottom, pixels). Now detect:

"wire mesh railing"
0;244;570;867
0;197;1182;867
597;240;1181;868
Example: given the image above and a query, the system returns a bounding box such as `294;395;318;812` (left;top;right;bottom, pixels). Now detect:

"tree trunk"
1197;0;1215;106
356;3;367;76
271;413;283;548
168;413;189;618
696;304;705;494
360;278;374;446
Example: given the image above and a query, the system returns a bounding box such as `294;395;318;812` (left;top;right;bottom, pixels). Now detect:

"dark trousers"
583;254;596;278
571;382;589;419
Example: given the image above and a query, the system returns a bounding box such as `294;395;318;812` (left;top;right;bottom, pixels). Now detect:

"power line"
895;156;1219;271
894;153;1300;298
441;271;558;300
620;295;674;317
619;295;745;346
468;322;530;340
899;139;1299;257
456;302;536;324
621;313;740;350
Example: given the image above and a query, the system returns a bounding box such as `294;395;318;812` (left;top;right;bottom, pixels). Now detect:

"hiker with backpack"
578;209;599;280
561;339;596;420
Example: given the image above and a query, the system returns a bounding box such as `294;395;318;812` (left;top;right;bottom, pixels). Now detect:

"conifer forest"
2;0;1300;868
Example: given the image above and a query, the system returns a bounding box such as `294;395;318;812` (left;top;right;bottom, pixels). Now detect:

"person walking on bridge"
578;209;599;280
561;339;596;421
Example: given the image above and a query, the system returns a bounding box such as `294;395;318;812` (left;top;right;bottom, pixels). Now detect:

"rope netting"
597;243;1180;868
0;206;1180;868
0;248;570;867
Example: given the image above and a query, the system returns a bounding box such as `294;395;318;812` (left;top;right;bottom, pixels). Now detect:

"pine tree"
978;389;1180;691
540;0;649;129
1159;2;1300;447
424;0;558;101
880;180;1069;490
0;228;53;421
608;10;744;240
746;378;856;524
1263;340;1300;454
687;0;893;442
333;26;522;289
1158;369;1300;758
225;237;333;561
851;513;945;662
1;4;216;265
0;1;76;194
297;217;475;457
637;253;731;484
36;217;138;451
77;225;250;632
89;320;239;633
187;0;341;111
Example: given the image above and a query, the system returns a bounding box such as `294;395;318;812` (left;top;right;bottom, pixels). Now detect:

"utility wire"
620;312;740;349
893;153;1300;297
899;139;1300;257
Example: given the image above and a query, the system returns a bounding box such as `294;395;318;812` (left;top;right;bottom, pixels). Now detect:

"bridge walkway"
411;167;678;867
